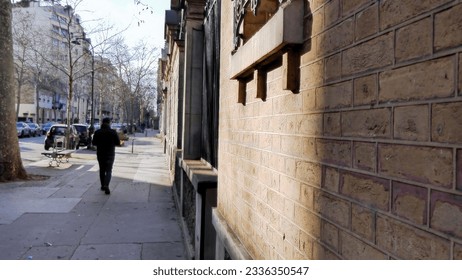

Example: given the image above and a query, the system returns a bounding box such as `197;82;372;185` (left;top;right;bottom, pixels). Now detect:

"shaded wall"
216;0;462;259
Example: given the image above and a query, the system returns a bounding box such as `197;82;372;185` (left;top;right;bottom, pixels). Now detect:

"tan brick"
310;8;324;36
278;219;300;249
258;199;281;224
269;153;284;173
300;60;324;89
455;243;462;260
259;133;272;150
273;93;303;114
284;157;296;178
309;0;328;12
312;243;341;259
324;112;341;137
278;115;297;134
324;0;340;27
302;137;317;161
242;189;256;208
314;191;350;228
318;17;354;56
378;144;453;188
394;105;430;141
284;198;295;220
296;113;323;136
340;231;387;259
379;56;455;103
354;74;377;106
432;102;462;144
341;171;389;211
376;215;450;259
258;166;273;190
342;108;391;138
321;221;339;250
316;139;352;167
301;88;316;112
379;0;450;29
267;189;285;213
300;183;315;209
295;160;322;187
435;3;462;51
430;190;462;239
353;141;376;172
280;175;301;202
342;32;394;76
396;17;432;63
301;35;318;64
392;182;428;225
315;81;353;110
460;54;462;94
323;166;340;193
325;53;342;82
342;0;373;16
355;3;378;41
272;172;280;191
281;135;304;157
351;204;375;241
271;134;281;152
299;229;314;259
295;204;322;239
458;149;462;192
259;98;273;117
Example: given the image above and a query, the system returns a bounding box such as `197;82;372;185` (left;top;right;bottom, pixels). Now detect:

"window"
52;25;60;34
233;0;281;51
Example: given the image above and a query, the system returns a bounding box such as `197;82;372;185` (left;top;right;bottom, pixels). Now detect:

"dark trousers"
97;156;115;188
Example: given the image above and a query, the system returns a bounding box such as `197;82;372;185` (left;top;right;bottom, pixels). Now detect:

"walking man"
92;118;120;195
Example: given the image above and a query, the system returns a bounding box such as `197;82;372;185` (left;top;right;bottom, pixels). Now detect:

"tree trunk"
35;84;40;123
0;0;28;181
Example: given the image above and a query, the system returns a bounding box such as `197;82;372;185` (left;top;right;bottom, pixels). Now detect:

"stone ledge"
230;0;304;79
212;208;252;260
181;159;217;194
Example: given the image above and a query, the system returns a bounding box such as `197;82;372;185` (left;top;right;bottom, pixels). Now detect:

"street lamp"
72;37;95;149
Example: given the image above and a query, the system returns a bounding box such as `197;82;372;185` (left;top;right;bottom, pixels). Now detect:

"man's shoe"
104;187;110;195
101;186;105;191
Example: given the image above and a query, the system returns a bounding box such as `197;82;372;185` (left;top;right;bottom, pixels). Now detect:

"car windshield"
51;127;67;135
16;123;22;128
74;125;87;133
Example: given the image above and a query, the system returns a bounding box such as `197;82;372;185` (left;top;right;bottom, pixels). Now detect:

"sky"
75;0;170;49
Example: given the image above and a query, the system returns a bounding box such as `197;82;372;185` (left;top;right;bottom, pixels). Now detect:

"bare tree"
12;8;34;120
33;0;92;148
109;38;158;132
0;0;27;181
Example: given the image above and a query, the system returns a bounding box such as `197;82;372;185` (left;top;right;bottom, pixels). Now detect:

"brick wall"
218;0;462;259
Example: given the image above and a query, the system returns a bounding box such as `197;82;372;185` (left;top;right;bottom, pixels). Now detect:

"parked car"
16;122;31;138
27;123;42;137
41;122;56;134
72;124;90;147
44;124;79;150
112;123;129;146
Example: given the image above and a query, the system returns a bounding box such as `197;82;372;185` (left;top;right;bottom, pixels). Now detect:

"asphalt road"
18;134;49;166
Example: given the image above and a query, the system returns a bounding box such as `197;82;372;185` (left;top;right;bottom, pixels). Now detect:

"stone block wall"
217;0;462;259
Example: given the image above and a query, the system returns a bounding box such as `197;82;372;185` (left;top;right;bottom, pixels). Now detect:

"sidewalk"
0;130;186;260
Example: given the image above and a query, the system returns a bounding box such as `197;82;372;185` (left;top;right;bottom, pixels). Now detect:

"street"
18;134;49;166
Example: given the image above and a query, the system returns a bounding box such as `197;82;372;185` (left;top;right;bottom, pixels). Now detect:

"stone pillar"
181;2;204;161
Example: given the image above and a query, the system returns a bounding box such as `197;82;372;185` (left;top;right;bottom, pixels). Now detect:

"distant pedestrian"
92;117;120;195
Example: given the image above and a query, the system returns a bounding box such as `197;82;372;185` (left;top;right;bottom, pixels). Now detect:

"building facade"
160;0;462;259
160;0;221;260
12;0;90;124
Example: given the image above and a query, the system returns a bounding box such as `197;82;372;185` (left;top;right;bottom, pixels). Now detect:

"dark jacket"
92;123;120;158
